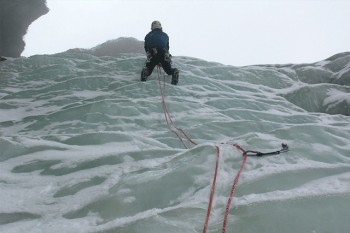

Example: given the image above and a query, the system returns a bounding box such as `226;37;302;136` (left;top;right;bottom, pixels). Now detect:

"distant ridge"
325;52;350;61
66;37;145;57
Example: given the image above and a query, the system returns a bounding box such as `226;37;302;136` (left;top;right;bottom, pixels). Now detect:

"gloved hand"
164;52;172;62
146;52;152;61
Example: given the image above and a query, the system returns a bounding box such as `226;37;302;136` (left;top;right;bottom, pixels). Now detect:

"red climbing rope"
155;70;287;232
203;144;248;233
157;66;198;147
156;66;248;233
222;144;248;233
203;145;220;233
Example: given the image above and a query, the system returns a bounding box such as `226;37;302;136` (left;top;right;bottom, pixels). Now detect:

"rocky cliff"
0;0;49;58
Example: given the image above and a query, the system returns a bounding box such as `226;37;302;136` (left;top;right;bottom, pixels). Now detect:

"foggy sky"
23;0;350;66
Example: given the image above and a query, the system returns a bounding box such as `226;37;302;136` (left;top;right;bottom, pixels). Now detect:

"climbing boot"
141;66;149;81
171;68;179;85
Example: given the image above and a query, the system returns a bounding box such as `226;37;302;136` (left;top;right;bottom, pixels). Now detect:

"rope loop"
155;66;289;233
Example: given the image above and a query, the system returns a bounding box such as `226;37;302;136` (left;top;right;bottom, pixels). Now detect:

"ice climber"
141;20;179;85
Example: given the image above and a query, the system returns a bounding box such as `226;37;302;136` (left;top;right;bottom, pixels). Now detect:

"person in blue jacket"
141;21;179;85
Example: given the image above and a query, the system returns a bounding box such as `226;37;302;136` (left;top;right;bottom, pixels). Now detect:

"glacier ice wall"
0;51;349;233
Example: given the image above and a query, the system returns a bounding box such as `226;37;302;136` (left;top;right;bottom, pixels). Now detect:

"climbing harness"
155;66;289;233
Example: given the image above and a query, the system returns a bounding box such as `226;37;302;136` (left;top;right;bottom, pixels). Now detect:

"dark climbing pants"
145;48;174;76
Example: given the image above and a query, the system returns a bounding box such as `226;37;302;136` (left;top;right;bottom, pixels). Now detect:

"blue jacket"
144;29;169;52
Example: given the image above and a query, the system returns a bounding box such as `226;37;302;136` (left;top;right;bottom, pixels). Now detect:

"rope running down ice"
156;66;246;233
155;66;288;233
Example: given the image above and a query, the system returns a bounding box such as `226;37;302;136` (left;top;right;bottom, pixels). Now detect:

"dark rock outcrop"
0;0;49;58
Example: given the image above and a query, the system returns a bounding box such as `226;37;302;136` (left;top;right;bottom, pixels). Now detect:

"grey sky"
23;0;350;66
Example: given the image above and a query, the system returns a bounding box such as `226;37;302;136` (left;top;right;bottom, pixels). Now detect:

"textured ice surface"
0;51;349;233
